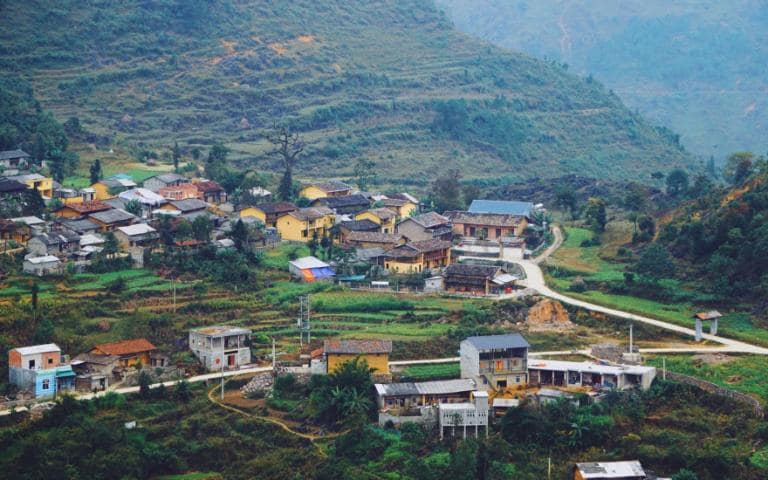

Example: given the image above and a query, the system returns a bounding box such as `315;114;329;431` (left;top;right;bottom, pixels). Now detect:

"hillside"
0;0;691;184
436;0;768;159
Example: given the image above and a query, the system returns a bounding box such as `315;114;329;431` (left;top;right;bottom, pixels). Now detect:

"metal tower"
297;294;311;347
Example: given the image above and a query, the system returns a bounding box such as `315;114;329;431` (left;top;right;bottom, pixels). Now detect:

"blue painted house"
9;344;76;398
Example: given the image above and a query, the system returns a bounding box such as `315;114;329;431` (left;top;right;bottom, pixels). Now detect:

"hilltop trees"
584;197;607;233
723;151;755;185
267;124;304;201
666;169;689;197
431;169;464;212
89;159;102;184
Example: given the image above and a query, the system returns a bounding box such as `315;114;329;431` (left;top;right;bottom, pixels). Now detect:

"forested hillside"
0;0;691;183
437;0;768;159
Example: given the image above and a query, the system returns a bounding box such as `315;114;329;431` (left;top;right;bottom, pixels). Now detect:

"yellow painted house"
275;206;335;242
91;178;137;200
381;198;418;218
384;239;452;274
238;202;297;228
355;207;398;233
9;174;53;199
299;180;352;201
321;340;392;374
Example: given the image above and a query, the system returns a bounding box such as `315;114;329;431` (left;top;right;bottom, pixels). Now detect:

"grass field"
399;362;460;381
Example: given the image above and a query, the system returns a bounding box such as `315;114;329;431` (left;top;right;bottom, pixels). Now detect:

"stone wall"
666;372;764;418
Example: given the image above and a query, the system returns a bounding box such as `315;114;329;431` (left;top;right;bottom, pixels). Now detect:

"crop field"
398;362;460;381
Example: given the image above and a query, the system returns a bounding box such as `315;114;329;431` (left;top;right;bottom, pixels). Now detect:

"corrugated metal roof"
463;334;530;350
575;461;646;479
375;378;477;397
468;200;533;217
289;256;330;269
14;343;61;355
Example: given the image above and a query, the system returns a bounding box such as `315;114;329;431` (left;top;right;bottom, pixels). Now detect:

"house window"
28;359;35;369
48;358;54;365
302;230;308;238
42;379;50;390
495;228;501;237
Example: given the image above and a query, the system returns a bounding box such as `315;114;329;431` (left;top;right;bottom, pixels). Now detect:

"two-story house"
299;180;352;200
316;339;392;374
311;194;371;215
460;334;530;390
143;173;188;192
7;173;54;199
383;239;452;274
239;201;297;228
380;198;418;218
355;207;398;233
189;326;252;371
0;149;30;173
396;211;452;242
275;206;335;242
8;343;75;398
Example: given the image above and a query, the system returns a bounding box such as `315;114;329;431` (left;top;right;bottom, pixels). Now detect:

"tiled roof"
406;211;450;228
463;334;530;350
347;231;403;244
59;201;111;214
170;198;208;212
196;180;224;193
375;378;477;397
0;149;30;160
340;219;380;232
89;208;137;224
309;180;351;193
445;263;501;279
386;239;451;258
248;201;296;214
290;206;334;221
364;207;397;221
151;173;186;184
0;177;27;193
448;211;525;227
323;339;392;354
314;194;370;209
92;338;156;356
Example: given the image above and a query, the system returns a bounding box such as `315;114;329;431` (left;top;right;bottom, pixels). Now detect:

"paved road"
505;226;768;355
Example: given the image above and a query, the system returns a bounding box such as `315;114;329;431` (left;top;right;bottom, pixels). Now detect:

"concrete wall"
459;341;480;386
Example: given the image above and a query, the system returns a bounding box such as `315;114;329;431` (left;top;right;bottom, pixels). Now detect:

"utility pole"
272;337;276;370
220;360;225;400
663;357;666;380
297;295;311;347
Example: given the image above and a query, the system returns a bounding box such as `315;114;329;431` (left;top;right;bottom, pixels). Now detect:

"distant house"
460;334;530;390
299;180;352;200
380;197;418;218
55;217;101;235
448;211;528;239
288;256;335;282
118;188;167;218
91;177;137;200
311;194;371;215
355;207;398;233
337;219;380;243
345;231;404;250
54;201;111;219
319;339;392;374
90;338;157;369
0;176;28;200
189;326;252;371
384;239;452;274
528;359;656;391
396;211;452;242
195;180;227;204
573;461;650;480
71;353;119;392
444;264;516;295
0;149;30;172
142;173;188;192
375;378;478;412
159;198;210;218
115;223;159;250
26;230;81;257
23;255;64;276
158;182;201;201
88;208;137;232
7;173;54;199
238;201;297;228
275;206;335;242
0;219;32;247
8;343;75;398
468;200;534;217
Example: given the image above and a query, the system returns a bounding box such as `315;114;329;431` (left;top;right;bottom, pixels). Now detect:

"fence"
665;371;764;417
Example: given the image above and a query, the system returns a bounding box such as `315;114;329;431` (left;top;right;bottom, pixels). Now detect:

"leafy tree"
175;379;191;402
308;231;319;257
205;142;229;180
666;169;689;197
353;158;377;190
102;231;119;257
723;151;755;185
175;220;192;240
622;183;647;212
584;197;607;233
431;169;463;212
138;371;152;399
671;469;699;480
634;244;674;280
461;183;482;209
34;318;54;343
230;219;249;251
89;159;102;184
706;155;717;178
172;141;181;172
192;215;213;242
106;276;127;294
123;199;142;216
320;232;332;259
267;124;304;201
555;187;578;219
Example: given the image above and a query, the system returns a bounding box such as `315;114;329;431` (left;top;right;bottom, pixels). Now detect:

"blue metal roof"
464;334;530;350
468;200;534;217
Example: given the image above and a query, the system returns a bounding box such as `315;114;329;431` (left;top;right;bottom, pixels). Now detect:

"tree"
555;187;578;219
192;215;213;242
431;169;463;212
584;197;607;233
671;469;699;480
230;219;249;251
34;318;54;343
634;244;674;280
706;155;717;178
171;141;181;172
106;276;126;295
320;232;332;259
175;220;192;240
267;124;304;201
205;143;228;181
138;371;152;399
308;231;319;257
123;199;142;217
622;183;647;212
353;158;377;191
102;232;119;257
723;151;755;185
461;184;482;209
175;379;191;402
89;159;102;184
666;169;689;197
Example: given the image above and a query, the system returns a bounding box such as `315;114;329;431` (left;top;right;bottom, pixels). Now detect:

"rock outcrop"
525;299;573;331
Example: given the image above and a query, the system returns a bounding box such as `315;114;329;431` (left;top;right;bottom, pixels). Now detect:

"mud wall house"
0;149;30;172
56;217;101;235
275;206;335;242
157;198;209;218
91;177;137;200
189;326;252;371
345;231;404;250
89;338;157;369
238;201;297;228
396;211;452;242
299;180;353;200
383;239;452;274
88;208;137;232
0;219;32;246
8;343;76;398
288;256;335;282
7;173;53;199
460;334;530;390
54;200;112;219
527;359;656;391
444;264;516;295
355;207;398;233
0;177;28;201
336;219;380;243
321;340;392;374
194;180;227;204
158;182;201;201
143;173;188;192
114;223;159;250
380;198;418;218
26;230;81;257
23;255;64;276
71;353;120;392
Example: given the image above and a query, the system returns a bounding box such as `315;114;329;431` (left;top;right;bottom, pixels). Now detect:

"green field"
399;362;460;381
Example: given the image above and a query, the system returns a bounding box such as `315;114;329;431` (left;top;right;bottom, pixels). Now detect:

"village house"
7;173;54;199
23;255;64;276
355;207;398;233
468;199;534;217
0;149;31;173
114;223;159;250
448;211;528;239
288;256;335;282
91;177;137;200
573;461;656;480
375;378;478;413
158;182;201;201
0;176;28;201
54;200;111;219
0;219;32;247
26;230;81;257
142;172;188;192
195;180;227;204
315;339;392;374
438;391;489;439
380;197;418;218
444;264;517;295
311;193;371;215
158;198;210;219
71;353;120;392
88;208;137;232
345;231;404;250
11;215;46;231
56;217;101;235
275;206;335;242
189;326;252;371
383;239;452;274
460;334;530;390
89;338;157;369
299;180;353;200
336;219;380;243
396;211;452;242
118;188;167;218
527;359;656;391
238;201;297;228
8;343;75;399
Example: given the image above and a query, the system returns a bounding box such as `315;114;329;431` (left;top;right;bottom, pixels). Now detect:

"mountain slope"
436;0;768;159
0;0;692;183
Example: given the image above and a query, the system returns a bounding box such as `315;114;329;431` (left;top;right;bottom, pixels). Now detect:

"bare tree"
266;124;305;200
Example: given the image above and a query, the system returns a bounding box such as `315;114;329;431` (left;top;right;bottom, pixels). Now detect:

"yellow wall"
392;202;418;218
55;207;85;218
276;213;334;242
384;258;423;274
327;353;389;374
91;182;113;200
355;211;397;232
239;207;267;223
23;177;53;198
299;186;328;201
63;196;84;205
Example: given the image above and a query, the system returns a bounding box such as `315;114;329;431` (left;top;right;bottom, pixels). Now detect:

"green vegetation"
0;0;691;185
399;362;460;381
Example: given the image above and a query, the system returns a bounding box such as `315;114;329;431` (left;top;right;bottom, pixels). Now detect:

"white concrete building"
189;326;252;371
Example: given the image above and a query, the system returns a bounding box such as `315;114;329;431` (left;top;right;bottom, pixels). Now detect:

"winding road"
504;226;768;355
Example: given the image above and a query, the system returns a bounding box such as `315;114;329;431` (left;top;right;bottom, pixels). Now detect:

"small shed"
288;256;335;282
23;255;63;277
